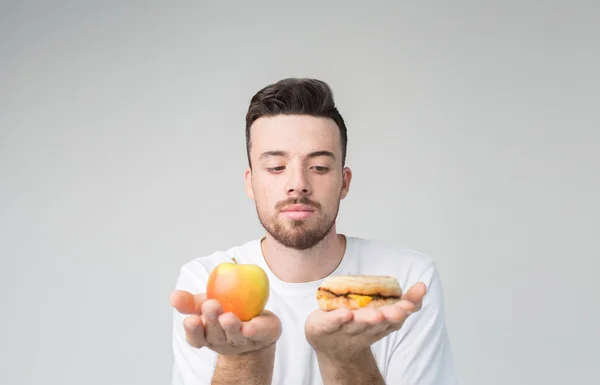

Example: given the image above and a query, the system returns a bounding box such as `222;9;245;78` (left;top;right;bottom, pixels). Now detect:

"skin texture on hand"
305;282;427;384
171;289;282;355
171;290;282;385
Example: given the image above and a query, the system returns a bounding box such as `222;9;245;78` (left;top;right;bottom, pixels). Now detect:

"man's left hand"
305;282;427;360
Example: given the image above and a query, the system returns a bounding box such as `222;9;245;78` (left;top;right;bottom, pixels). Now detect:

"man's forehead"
250;115;340;147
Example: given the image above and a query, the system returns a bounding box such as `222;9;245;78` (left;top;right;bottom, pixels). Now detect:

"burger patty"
317;287;401;300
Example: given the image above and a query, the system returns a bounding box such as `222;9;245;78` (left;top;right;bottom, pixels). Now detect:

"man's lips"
280;204;316;220
281;204;315;212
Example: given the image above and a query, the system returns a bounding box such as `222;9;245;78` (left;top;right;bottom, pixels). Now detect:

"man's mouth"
280;204;315;220
281;204;315;212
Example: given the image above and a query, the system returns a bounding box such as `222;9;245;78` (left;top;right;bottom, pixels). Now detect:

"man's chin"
259;214;335;250
286;219;311;227
276;236;322;251
273;228;331;250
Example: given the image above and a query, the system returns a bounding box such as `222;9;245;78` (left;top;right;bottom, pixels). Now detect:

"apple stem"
232;257;238;264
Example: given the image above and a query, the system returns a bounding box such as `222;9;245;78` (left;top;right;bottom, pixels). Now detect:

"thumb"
402;282;427;310
307;308;354;334
170;290;206;314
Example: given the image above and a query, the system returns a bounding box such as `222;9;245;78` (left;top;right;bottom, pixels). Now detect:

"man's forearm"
316;348;385;385
211;344;276;385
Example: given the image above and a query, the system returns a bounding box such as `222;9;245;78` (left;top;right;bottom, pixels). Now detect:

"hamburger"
316;275;403;311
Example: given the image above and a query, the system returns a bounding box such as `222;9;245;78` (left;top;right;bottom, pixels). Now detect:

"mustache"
276;196;321;211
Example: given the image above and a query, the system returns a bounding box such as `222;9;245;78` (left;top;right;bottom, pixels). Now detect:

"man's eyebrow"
259;150;287;160
258;150;336;161
308;151;336;160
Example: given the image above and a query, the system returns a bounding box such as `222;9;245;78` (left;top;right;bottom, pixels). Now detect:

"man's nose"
286;168;311;195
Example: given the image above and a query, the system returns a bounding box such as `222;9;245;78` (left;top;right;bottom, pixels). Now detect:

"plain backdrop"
1;1;598;384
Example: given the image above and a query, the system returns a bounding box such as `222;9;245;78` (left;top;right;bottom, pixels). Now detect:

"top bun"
319;275;402;297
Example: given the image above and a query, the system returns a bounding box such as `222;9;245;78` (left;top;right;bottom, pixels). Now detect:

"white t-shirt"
172;236;458;384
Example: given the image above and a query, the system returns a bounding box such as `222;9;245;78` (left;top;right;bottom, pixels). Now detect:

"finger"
343;308;386;335
218;312;246;347
402;282;427;310
170;290;206;315
202;299;227;345
321;307;354;333
183;314;207;348
241;311;282;342
306;308;354;335
380;302;412;324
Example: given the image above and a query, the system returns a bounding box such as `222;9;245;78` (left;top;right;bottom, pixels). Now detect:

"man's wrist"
212;343;277;385
218;342;276;364
314;346;372;364
315;347;385;385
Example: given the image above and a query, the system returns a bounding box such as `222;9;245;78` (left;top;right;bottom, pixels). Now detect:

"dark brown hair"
245;78;348;168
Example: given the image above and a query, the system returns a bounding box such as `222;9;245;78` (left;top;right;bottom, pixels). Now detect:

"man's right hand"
170;289;282;355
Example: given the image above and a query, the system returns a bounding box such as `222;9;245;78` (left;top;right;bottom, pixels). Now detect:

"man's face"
245;114;352;250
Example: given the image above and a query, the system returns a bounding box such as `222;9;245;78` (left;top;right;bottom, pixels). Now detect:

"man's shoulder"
347;236;438;278
350;236;435;263
187;238;260;267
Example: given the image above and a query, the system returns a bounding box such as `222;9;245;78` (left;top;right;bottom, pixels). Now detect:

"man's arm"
305;282;427;385
171;266;282;385
211;344;276;385
315;348;384;385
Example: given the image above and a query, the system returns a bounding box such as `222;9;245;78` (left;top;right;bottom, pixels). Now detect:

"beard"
256;195;340;250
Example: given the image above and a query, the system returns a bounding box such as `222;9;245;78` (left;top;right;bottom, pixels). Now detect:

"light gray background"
1;1;598;384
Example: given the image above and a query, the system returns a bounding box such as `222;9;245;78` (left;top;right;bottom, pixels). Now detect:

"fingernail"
187;323;197;332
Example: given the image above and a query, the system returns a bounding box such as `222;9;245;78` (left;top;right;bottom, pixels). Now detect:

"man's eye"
312;166;330;173
266;166;285;173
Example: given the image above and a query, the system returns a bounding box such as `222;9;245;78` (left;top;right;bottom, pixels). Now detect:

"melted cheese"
348;294;373;307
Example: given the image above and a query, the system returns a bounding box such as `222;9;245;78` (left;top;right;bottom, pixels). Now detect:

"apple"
206;258;270;322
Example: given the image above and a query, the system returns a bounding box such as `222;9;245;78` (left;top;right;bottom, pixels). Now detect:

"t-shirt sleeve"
385;262;459;385
171;264;219;384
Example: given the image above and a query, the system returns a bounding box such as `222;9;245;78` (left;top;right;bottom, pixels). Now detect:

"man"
170;78;458;384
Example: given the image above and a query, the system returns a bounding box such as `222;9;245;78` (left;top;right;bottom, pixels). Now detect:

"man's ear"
244;167;255;200
340;167;352;200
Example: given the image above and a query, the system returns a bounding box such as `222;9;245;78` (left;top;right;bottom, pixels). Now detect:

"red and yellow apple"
206;258;270;322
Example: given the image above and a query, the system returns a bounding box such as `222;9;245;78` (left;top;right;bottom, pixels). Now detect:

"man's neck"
260;228;346;283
